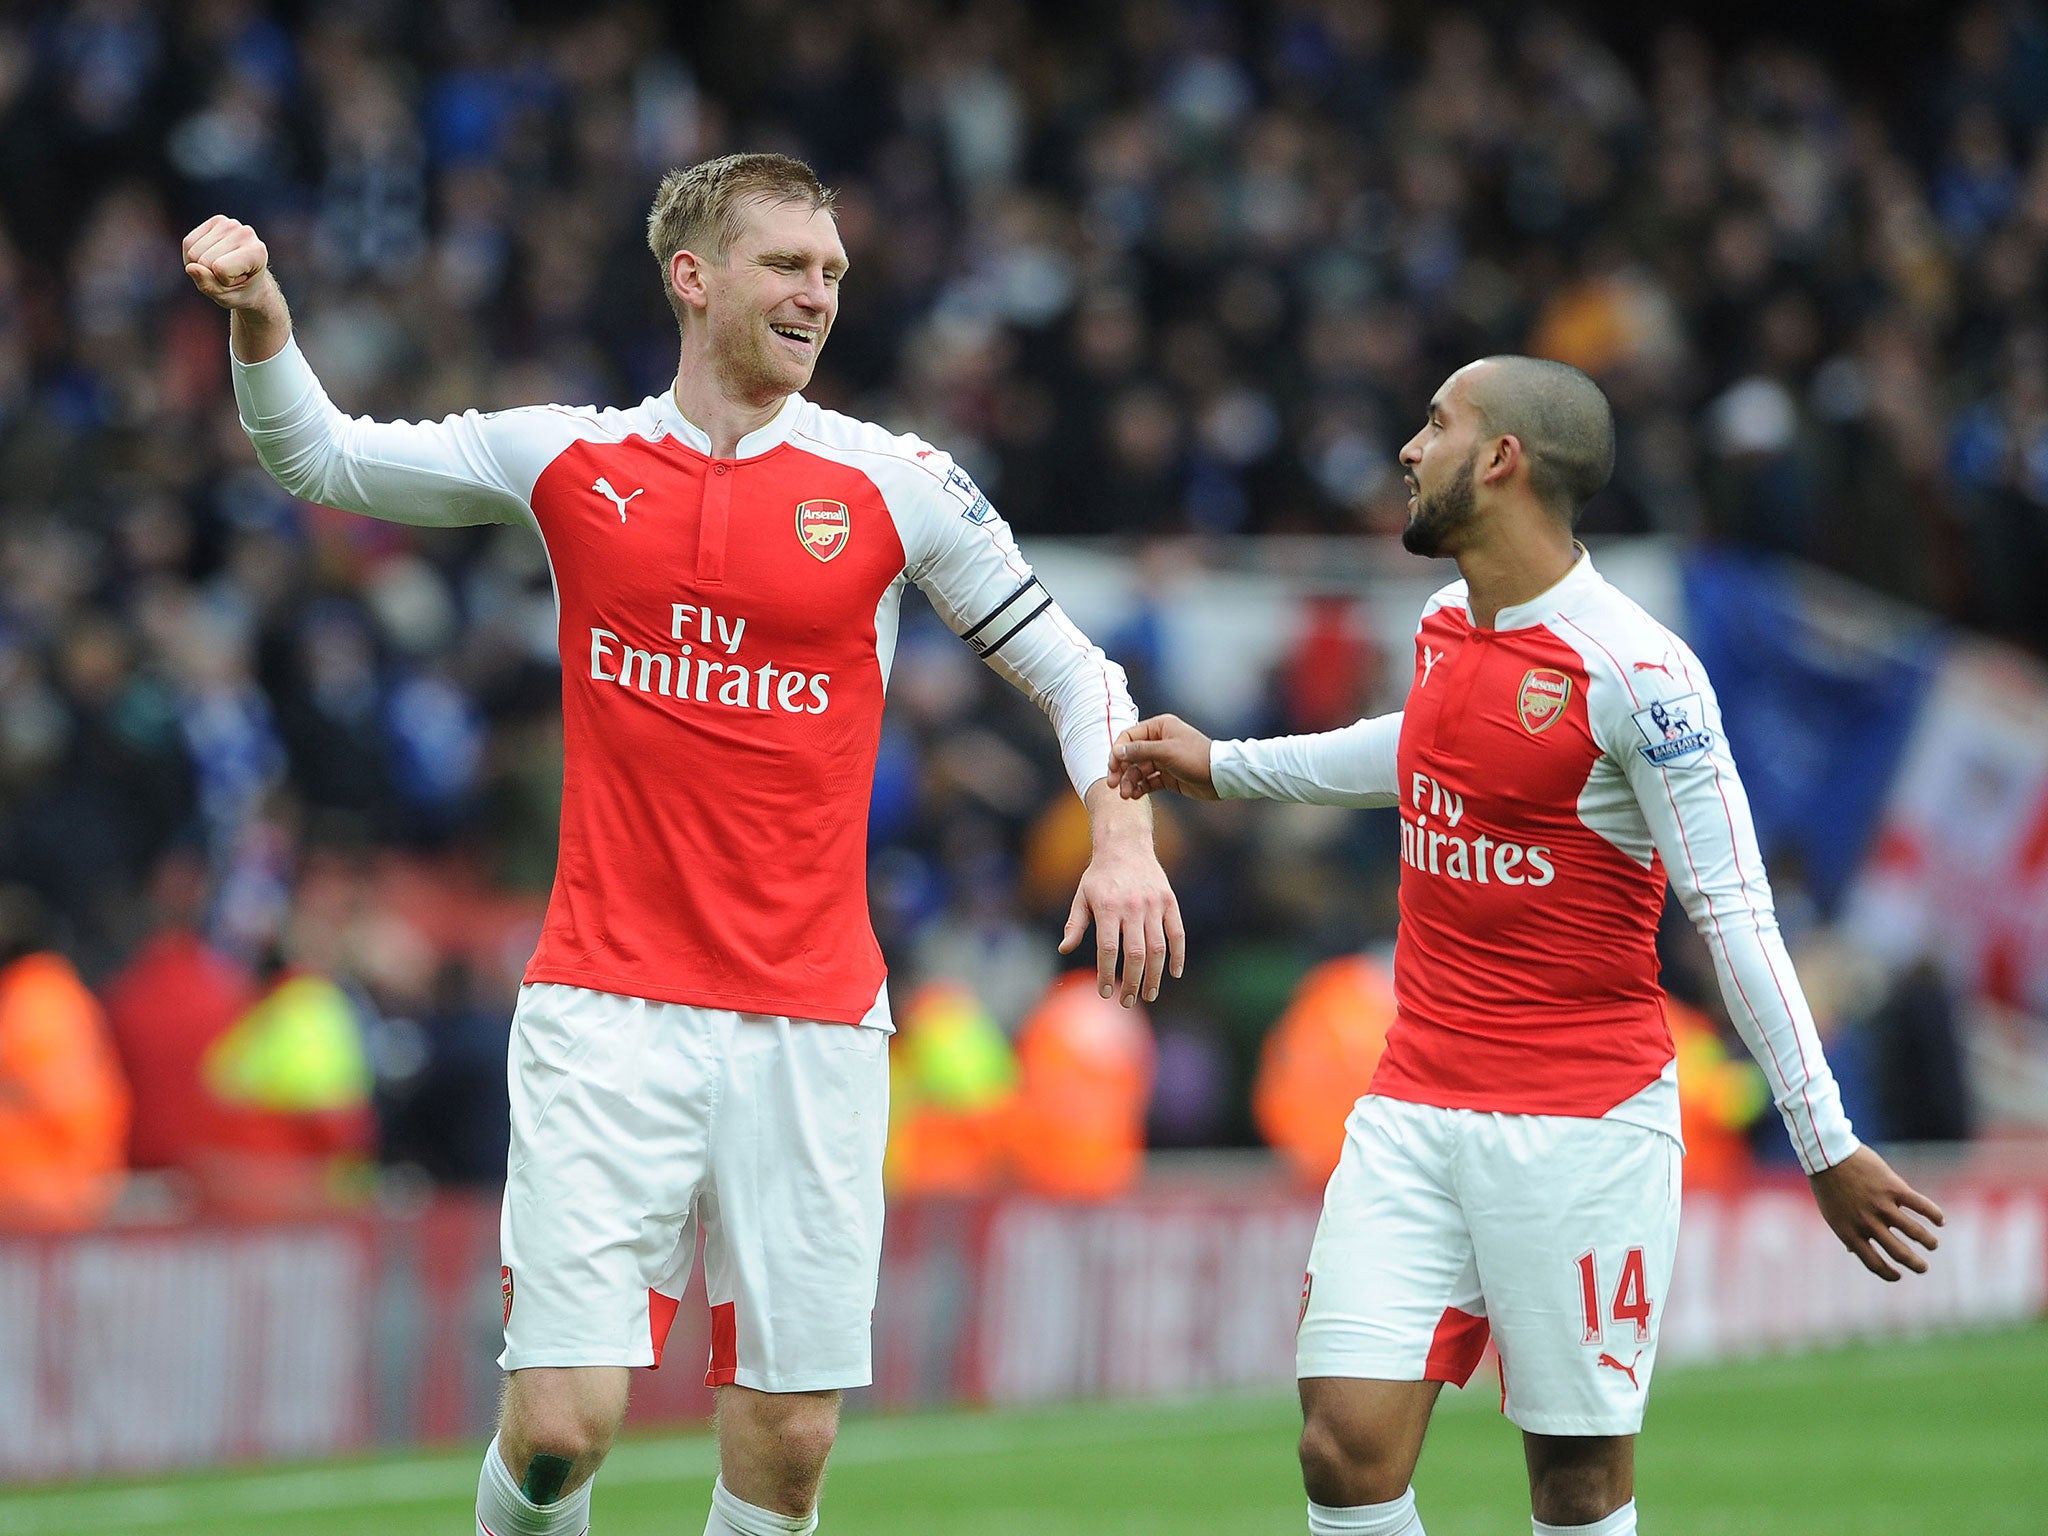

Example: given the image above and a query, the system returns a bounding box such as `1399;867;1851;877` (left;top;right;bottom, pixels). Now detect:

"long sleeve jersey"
234;339;1135;1025
1210;553;1859;1174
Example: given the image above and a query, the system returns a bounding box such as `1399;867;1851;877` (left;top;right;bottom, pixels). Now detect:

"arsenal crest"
796;499;851;561
501;1266;515;1326
1517;668;1573;734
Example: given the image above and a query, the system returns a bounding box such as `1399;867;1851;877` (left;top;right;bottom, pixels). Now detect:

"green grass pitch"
3;1324;2043;1535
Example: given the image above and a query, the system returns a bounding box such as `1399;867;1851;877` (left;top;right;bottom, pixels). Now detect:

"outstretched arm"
1112;712;1403;807
1109;714;1219;799
184;215;539;529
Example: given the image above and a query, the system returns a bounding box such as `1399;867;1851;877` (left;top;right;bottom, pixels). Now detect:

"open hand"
1809;1145;1945;1281
1109;714;1218;801
1060;782;1185;1004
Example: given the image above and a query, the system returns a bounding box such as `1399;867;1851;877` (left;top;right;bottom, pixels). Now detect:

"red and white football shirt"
1212;553;1858;1173
234;338;1134;1024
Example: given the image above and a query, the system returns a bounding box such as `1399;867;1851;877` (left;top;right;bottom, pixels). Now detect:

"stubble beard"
1401;448;1479;558
711;312;815;406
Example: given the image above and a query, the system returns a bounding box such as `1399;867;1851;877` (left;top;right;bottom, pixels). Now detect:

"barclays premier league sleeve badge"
941;464;993;524
1630;696;1712;770
1631;693;1715;767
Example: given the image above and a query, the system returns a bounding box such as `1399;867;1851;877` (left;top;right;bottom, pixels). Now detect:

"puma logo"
593;477;643;522
1633;659;1673;677
1596;1350;1643;1389
1420;645;1444;687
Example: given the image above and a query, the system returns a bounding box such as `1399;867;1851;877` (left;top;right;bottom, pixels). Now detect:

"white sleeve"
1210;715;1403;807
231;336;537;528
900;455;1135;799
1611;648;1860;1174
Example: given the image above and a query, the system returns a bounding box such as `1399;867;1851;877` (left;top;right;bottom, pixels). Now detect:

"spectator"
372;956;511;1186
884;981;1018;1197
0;885;129;1230
1872;959;1973;1143
100;846;257;1176
195;951;375;1218
1668;997;1769;1191
1008;971;1155;1199
1273;594;1381;735
1253;952;1396;1187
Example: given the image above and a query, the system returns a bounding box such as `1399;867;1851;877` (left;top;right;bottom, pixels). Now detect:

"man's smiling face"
698;194;847;405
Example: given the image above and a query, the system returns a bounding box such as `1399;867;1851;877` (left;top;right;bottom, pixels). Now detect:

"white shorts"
1297;1095;1681;1436
498;982;890;1392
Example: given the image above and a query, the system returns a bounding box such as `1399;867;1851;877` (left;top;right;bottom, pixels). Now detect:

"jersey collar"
657;388;807;459
1484;544;1601;631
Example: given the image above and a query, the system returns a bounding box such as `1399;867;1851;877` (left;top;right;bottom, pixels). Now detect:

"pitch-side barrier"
0;1153;2040;1481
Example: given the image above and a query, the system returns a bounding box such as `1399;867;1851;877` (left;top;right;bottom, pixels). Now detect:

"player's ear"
1483;433;1520;486
670;248;712;314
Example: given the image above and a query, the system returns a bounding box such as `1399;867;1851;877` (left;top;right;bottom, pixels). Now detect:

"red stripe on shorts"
1423;1306;1490;1386
648;1289;681;1368
705;1300;738;1387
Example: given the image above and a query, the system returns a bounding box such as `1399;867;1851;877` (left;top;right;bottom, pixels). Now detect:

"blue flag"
1679;548;1944;912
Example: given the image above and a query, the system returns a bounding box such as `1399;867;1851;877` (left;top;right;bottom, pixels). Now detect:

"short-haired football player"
1109;356;1941;1536
184;153;1183;1536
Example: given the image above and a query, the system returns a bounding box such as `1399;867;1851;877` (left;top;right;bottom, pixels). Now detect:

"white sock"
1535;1500;1637;1536
476;1436;593;1536
1308;1486;1425;1534
703;1477;819;1536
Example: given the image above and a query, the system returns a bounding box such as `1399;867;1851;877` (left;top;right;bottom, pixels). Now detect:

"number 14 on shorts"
1575;1246;1652;1345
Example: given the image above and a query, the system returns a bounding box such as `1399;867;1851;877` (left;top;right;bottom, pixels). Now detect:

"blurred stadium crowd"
0;0;2033;1220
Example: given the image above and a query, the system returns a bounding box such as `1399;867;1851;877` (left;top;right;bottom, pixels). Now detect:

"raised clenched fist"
183;215;275;309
